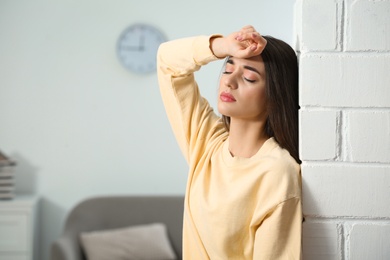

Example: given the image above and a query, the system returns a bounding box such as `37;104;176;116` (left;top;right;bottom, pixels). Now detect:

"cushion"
80;223;177;260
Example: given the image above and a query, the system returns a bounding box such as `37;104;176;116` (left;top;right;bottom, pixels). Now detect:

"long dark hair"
221;36;301;164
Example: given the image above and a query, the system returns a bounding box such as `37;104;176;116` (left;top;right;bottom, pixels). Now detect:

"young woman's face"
218;55;267;122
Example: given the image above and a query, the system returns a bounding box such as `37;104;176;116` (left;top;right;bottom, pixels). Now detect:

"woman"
157;25;302;259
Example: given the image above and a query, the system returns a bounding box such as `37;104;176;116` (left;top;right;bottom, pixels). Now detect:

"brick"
297;0;340;51
346;0;390;51
347;111;390;163
302;164;390;217
302;222;341;260
300;110;339;161
300;54;390;107
350;224;390;259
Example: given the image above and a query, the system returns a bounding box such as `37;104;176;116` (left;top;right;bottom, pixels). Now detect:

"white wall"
296;0;390;259
0;1;295;259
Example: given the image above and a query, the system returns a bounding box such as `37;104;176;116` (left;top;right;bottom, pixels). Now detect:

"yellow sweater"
157;35;302;260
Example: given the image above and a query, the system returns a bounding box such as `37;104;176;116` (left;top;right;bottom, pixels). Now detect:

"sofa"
51;195;185;260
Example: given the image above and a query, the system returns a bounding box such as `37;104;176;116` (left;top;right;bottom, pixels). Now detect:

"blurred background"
0;1;295;259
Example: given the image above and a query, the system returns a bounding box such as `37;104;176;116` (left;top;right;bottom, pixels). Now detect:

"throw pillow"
80;222;177;260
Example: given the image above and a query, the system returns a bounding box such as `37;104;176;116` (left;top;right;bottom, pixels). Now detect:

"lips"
220;92;236;102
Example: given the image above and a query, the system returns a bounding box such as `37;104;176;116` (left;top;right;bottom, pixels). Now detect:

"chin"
217;105;228;117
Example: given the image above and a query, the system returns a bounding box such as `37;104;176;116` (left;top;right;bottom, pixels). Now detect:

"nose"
224;73;238;89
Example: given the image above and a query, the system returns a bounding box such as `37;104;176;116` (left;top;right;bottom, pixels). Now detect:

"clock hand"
125;46;140;51
139;34;145;51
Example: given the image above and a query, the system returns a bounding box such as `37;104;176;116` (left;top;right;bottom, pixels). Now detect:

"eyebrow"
227;58;262;76
243;65;261;76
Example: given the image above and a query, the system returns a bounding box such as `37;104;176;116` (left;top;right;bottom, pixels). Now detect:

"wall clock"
116;23;167;74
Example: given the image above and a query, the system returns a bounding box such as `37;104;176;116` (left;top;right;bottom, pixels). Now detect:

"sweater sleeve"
157;35;224;163
253;197;302;260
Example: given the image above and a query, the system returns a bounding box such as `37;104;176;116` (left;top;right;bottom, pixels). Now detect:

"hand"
211;25;267;59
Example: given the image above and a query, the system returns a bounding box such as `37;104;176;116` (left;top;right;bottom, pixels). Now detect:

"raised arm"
210;25;267;59
157;36;222;162
156;26;267;163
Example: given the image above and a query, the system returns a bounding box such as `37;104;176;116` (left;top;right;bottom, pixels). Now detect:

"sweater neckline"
222;137;276;167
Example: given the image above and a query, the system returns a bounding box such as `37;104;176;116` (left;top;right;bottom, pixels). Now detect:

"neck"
228;118;269;158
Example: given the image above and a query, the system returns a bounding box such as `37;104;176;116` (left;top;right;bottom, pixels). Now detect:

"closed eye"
245;78;256;83
223;59;234;74
225;58;260;82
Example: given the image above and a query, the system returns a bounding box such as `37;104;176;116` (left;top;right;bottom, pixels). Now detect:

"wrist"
210;35;226;59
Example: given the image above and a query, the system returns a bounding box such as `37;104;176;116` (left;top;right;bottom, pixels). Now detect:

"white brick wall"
295;0;390;259
300;54;390;107
300;1;340;51
350;224;390;259
302;222;341;260
347;0;390;51
300;110;339;160
348;111;390;163
302;164;390;217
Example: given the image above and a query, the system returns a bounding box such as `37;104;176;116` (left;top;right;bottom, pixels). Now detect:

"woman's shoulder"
260;138;301;192
262;138;300;170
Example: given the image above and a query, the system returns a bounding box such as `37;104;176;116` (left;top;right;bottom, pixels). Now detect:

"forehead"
228;55;265;73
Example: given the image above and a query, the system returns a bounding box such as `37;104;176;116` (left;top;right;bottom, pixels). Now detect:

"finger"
237;31;262;44
251;38;267;54
253;33;267;49
235;25;256;40
241;25;255;33
244;44;262;57
240;26;257;37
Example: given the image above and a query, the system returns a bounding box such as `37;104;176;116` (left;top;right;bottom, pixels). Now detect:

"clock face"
117;23;167;74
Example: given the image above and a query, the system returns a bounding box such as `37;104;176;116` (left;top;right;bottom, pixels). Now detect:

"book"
0;150;16;200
